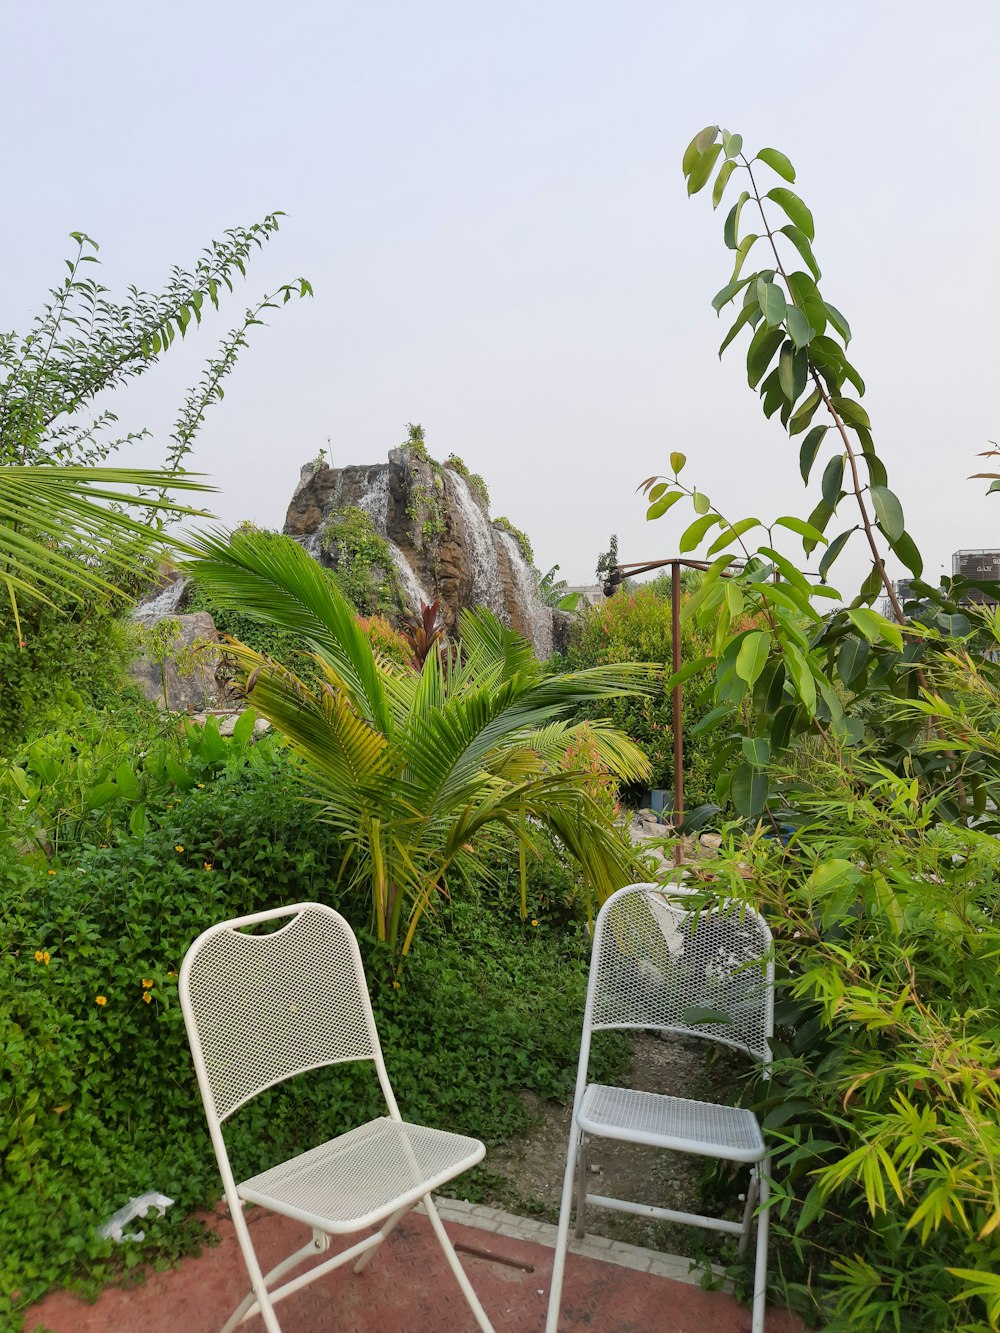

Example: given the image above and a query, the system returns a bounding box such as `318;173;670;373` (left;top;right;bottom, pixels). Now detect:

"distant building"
951;550;1000;606
565;584;605;606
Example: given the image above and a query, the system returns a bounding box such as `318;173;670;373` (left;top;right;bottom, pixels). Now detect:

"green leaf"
778;341;808;403
683;127;715;174
682;1005;732;1025
722;130;743;159
707;517;761;556
691;704;732;735
712;274;753;312
666;656;714;689
765;187;814;240
785;305;813;351
723;191;751;249
232;708;256;746
87;780;119;809
770;702;798;752
756;147;796;182
837;635;869;687
647;491;683;521
735;630;772;685
741;736;771;768
746;324;784;389
788;389;822;436
756;547;812;595
887;528;923;578
818;526;856;581
648;482;667;502
712;158;737;208
798;426;828;484
787;272;827;335
693;490;711;515
670;451;687;474
870;486;904;541
731;234;760;282
784;644;817;716
114;763;140;799
821;454;845;509
824;301;852;345
731;762;769;818
775;515;828;546
847;607;903;650
687;143;723;195
129;804;149;836
780;225;821;281
802;499;833;554
756;279;787;327
679;514;722;553
830;396;871;429
718;303;757;357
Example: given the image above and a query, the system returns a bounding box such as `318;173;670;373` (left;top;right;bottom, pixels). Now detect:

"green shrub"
697;766;1000;1331
1;752;615;1325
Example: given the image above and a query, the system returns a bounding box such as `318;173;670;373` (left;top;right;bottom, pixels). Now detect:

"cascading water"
497;530;554;659
388;541;431;614
355;467;390;530
445;471;505;615
133;577;189;622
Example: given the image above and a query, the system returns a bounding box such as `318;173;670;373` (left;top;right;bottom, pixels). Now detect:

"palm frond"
185;526;392;733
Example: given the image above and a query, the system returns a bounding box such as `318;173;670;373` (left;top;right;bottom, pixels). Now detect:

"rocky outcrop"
128;612;231;713
284;448;572;657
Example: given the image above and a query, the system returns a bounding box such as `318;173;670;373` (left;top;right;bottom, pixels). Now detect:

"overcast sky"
6;0;999;592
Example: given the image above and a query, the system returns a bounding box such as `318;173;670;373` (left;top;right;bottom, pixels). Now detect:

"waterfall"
356;467;390;530
497;531;554;659
133;577;189;623
445;471;505;615
388;541;432;614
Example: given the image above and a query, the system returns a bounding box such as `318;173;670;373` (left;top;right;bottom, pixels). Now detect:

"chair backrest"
180;902;386;1123
587;883;773;1063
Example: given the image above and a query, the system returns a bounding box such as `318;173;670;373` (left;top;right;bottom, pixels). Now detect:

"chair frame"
545;882;774;1333
180;901;494;1333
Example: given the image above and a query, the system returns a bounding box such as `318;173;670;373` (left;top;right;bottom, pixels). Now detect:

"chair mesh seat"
579;1084;765;1162
239;1117;485;1232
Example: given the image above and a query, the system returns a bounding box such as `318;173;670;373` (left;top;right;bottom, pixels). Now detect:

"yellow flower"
174;845;184;853
47;869;57;876
141;978;154;989
203;862;213;871
392;980;401;989
42;952;50;965
142;992;152;1004
35;950;44;962
531;919;539;927
167;970;177;978
96;995;107;1006
197;783;205;789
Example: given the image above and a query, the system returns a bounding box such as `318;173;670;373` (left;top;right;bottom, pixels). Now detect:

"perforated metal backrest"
588;883;773;1062
180;902;381;1122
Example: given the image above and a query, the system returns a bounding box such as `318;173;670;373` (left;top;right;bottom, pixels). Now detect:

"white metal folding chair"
545;882;774;1333
180;901;494;1333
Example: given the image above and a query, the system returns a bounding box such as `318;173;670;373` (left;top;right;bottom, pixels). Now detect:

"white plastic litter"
99;1191;174;1243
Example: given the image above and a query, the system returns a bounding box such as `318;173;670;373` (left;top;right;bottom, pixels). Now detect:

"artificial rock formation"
283;447;570;657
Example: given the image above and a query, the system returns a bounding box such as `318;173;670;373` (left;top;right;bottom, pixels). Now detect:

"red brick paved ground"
24;1208;804;1333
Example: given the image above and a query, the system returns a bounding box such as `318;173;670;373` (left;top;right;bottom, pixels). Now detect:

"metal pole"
671;560;683;866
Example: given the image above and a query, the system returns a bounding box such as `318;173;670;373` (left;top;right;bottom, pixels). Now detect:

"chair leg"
545;1120;582;1333
739;1165;760;1257
422;1194;495;1333
574;1131;588;1240
751;1155;771;1333
352;1203;411;1274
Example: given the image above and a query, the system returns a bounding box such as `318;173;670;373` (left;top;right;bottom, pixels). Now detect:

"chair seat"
578;1084;765;1163
239;1116;485;1232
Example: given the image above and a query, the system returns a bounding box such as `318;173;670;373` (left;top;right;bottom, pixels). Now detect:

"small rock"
699;832;723;850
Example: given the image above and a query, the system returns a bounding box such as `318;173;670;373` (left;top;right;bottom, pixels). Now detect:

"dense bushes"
1;735;611;1326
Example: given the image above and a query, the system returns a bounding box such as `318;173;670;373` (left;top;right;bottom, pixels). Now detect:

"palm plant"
187;527;657;955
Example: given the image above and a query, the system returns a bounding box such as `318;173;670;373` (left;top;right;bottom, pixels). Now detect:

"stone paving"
25;1197;804;1333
